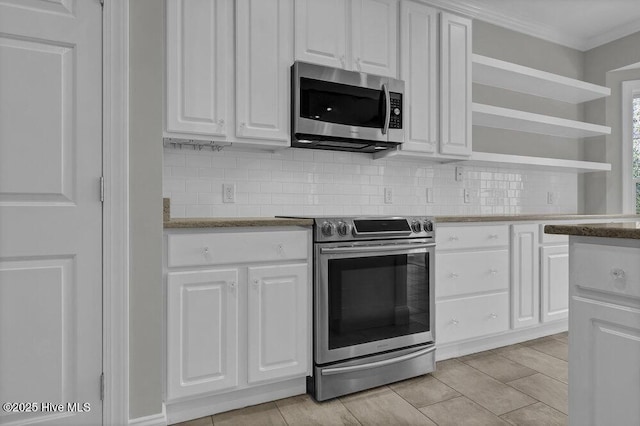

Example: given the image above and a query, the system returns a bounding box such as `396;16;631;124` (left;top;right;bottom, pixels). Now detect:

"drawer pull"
450;319;459;325
611;268;626;280
489;313;498;319
488;234;499;239
449;272;459;279
449;235;459;241
489;269;498;275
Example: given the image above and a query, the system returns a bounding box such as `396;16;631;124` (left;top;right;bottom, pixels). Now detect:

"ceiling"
426;0;640;51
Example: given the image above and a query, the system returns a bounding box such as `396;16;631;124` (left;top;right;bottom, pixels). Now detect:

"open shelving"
461;152;611;173
472;54;610;104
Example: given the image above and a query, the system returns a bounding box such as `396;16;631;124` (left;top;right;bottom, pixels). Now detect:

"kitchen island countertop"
544;221;640;239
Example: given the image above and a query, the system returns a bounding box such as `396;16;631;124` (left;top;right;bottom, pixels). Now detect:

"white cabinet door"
294;0;348;69
570;298;640;426
540;245;569;323
236;0;293;143
247;264;309;384
166;0;230;136
351;0;398;77
439;12;472;156
511;224;540;329
399;1;437;153
167;269;239;400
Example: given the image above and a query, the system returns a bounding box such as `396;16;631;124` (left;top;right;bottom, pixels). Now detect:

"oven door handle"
320;242;435;255
321;345;436;376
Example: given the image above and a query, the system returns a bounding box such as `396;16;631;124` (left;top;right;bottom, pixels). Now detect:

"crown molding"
421;0;639;52
583;18;640;51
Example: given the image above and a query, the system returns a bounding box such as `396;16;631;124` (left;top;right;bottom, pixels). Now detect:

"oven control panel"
315;216;434;242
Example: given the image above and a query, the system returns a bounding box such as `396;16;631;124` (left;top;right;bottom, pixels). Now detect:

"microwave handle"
382;83;390;135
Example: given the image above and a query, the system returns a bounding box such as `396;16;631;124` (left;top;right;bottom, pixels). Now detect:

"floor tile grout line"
497;400;540;417
526;343;569;362
457;352;539;383
337;396;364;426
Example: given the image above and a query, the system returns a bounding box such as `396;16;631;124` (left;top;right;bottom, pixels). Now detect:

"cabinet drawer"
540;224;569;244
436;293;509;344
573;242;640;300
436;225;508;250
167;230;309;268
436;249;509;298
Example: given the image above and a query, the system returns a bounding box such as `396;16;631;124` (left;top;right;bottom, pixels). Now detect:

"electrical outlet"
384;187;393;204
426;188;434;203
223;183;236;203
547;191;555;205
455;167;464;182
464;188;471;203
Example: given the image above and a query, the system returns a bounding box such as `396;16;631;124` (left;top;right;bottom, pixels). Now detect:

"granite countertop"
544;222;640;239
434;214;640;223
164;217;314;228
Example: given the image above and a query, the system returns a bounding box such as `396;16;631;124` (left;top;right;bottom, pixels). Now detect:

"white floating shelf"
473;103;611;138
473;54;611;103
462;152;611;173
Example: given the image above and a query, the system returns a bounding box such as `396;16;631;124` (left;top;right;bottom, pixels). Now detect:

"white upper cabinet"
236;0;293;143
166;0;230;137
351;0;399;77
294;0;348;69
439;12;472;156
399;1;437;153
294;0;398;77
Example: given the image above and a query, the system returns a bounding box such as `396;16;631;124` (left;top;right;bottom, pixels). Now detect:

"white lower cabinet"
540;245;569;322
437;293;509;344
511;224;540;328
569;237;640;426
167;269;239;400
247;264;308;384
165;228;311;421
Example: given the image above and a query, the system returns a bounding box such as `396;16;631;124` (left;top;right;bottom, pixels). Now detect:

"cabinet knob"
489;269;498;275
489;313;498;319
449;235;459;241
252;279;260;288
449;272;459;279
489;234;499;239
340;55;346;68
611;268;626;280
276;243;285;256
218;119;225;128
228;281;236;290
451;319;459;326
203;247;209;256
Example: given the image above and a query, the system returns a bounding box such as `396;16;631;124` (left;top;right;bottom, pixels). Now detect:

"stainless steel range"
292;216;436;401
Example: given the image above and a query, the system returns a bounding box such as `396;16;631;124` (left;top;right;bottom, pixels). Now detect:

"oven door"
315;239;435;365
293;61;403;144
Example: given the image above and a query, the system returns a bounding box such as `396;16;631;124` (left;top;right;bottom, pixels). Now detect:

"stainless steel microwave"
291;61;404;153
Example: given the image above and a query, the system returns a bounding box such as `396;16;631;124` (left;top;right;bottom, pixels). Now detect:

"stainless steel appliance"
288;216;436;401
291;61;405;153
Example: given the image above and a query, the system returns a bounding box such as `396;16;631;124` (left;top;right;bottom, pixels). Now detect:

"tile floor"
174;332;568;426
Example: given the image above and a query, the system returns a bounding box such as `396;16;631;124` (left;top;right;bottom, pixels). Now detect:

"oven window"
327;253;430;349
300;77;384;128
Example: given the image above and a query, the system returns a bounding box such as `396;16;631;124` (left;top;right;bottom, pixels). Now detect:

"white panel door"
166;0;230;136
399;1;437;153
247;264;308;384
511;224;540;329
167;269;239;400
0;1;102;425
236;0;293;143
439;12;472;156
294;0;348;69
351;0;398;77
540;245;569;322
570;298;640;426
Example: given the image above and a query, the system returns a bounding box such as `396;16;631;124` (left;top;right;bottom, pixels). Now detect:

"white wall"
164;147;578;218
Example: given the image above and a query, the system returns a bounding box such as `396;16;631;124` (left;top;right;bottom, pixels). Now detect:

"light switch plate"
464;189;471;203
547;191;555;205
426;188;434;203
384;187;393;204
455;167;464;182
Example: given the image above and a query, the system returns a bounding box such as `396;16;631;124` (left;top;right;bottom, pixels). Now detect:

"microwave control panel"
389;92;403;129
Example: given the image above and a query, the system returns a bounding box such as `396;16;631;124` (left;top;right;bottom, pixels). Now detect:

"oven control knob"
423;220;434;232
337;221;352;236
321;221;336;237
411;221;422;233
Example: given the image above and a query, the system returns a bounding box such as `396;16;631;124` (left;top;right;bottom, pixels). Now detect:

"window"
634;95;640;213
621;80;640;213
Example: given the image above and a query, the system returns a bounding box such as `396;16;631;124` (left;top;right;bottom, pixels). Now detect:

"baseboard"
166;377;306;425
436;320;568;361
129;403;167;426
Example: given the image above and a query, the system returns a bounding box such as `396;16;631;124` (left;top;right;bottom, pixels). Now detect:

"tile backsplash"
163;147;577;218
